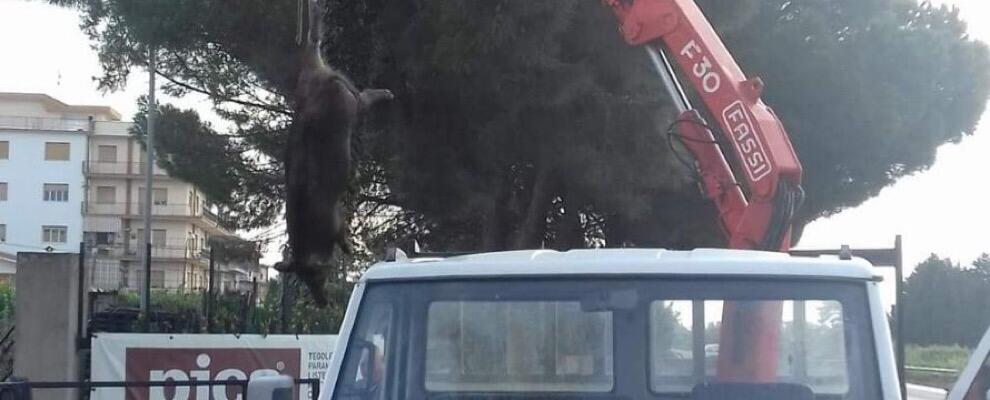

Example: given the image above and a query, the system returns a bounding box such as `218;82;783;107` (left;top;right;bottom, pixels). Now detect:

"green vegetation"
907;345;971;371
904;254;990;347
106;276;345;335
906;345;972;388
0;282;13;327
900;254;990;386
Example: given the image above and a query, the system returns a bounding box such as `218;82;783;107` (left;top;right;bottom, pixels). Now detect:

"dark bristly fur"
278;0;392;306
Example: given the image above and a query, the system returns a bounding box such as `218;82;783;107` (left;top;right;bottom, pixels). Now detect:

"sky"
797;0;990;272
0;0;988;291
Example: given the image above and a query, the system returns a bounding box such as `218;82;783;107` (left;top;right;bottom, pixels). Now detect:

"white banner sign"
90;333;337;400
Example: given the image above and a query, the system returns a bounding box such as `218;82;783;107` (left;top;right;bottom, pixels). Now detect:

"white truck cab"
314;248;901;400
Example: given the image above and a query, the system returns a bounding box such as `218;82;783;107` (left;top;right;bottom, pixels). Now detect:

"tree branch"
157;71;292;116
511;165;553;250
357;194;406;208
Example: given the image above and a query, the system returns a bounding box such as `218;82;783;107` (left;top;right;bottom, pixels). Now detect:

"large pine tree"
52;0;990;265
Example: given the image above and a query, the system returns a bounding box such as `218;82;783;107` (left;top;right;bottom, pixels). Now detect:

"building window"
0;141;8;160
43;183;69;202
84;231;115;246
97;145;117;162
44;142;70;161
153;188;167;205
42;225;68;243
150;270;165;288
0;182;6;201
139;187;168;206
96;186;116;204
152;229;167;249
0;224;5;242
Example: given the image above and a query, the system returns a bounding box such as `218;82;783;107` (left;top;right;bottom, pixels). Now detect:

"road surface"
908;383;948;400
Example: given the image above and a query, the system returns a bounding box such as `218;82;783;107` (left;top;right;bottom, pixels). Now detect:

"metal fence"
0;378;320;400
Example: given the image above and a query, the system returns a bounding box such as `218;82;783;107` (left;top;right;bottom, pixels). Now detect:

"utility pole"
206;246;216;333
140;47;157;332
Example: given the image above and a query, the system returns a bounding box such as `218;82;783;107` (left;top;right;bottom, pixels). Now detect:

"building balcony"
84;201;229;235
84;161;128;175
83;161;169;176
86;237;210;263
123;242;209;261
84;201;211;219
134;203;203;218
86;243;126;258
92;120;131;136
0;116;88;131
88;258;124;291
84;201;128;215
146;246;195;259
202;207;219;223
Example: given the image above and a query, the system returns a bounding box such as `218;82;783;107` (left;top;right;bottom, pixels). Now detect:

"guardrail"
906;365;960;374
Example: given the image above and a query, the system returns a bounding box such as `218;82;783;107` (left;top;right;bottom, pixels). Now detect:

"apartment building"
0;93;114;280
85;119;240;290
0;93;264;290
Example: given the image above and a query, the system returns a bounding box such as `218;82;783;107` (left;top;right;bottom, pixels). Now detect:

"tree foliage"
129;97;286;230
107;277;345;334
903;254;990;347
53;0;990;266
0;282;13;328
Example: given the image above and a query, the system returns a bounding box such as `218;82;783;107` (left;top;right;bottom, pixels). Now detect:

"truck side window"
337;302;394;400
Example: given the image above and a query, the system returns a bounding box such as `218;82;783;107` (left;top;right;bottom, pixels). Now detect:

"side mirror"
353;339;382;392
245;375;295;400
334;338;385;400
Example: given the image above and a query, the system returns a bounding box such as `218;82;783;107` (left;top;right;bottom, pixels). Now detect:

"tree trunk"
510;166;553;250
481;173;511;251
554;196;586;251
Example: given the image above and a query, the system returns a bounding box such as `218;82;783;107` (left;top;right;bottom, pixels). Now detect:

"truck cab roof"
361;248;878;282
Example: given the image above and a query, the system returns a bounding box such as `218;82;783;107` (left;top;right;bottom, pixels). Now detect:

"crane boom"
605;0;803;252
604;0;806;383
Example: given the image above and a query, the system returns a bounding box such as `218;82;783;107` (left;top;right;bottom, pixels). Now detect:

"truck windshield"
332;278;881;400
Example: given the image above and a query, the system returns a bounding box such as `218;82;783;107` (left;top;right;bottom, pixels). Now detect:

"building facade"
84;118;235;291
0;93;116;278
0;93;264;291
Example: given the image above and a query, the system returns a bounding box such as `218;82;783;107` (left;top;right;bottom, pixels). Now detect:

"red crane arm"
604;0;803;252
603;0;807;383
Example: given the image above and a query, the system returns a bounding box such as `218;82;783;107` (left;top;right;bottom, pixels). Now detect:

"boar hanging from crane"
278;0;393;305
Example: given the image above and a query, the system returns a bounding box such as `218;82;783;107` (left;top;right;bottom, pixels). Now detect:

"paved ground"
908;383;948;400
